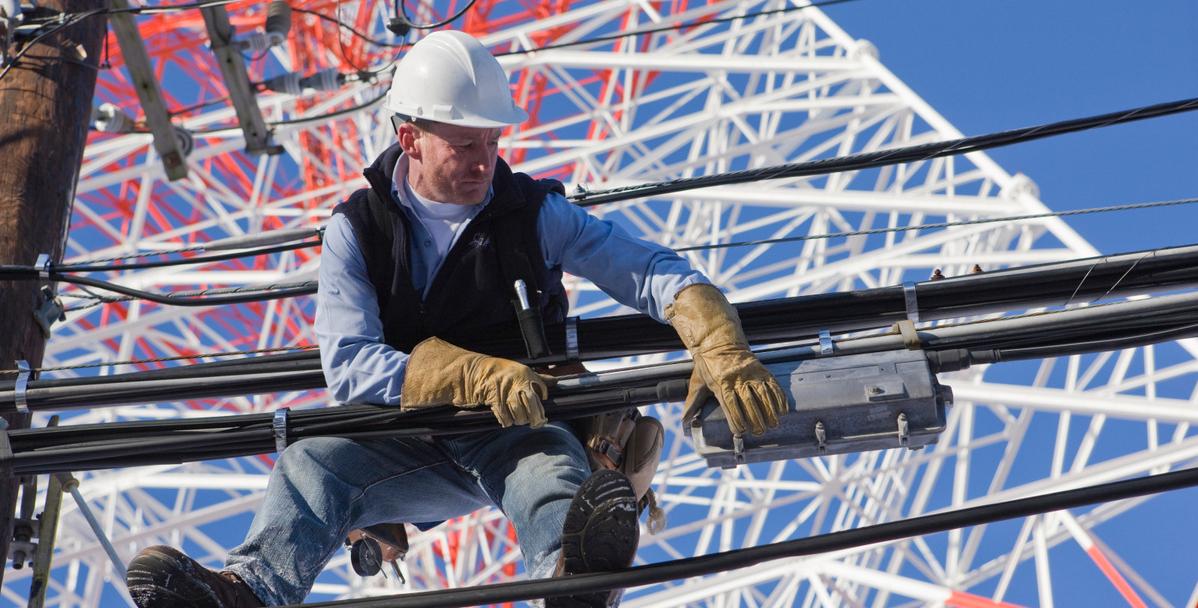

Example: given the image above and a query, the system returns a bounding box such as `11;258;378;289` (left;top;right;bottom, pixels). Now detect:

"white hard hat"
387;31;528;129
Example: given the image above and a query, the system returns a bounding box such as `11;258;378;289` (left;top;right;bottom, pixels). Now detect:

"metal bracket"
108;0;189;180
902;281;920;322
33;286;65;338
201;3;276;155
732;434;746;465
14;361;31;415
818;329;833;355
34;253;50;280
565;316;580;360
273;408;290;454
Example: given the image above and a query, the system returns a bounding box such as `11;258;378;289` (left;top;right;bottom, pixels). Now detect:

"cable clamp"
14;360;31;415
273;407;290;453
891;319;922;350
34;285;65;338
732;434;746;465
565;316;580;360
818;329;833;355
902;281;919;322
35;253;51;280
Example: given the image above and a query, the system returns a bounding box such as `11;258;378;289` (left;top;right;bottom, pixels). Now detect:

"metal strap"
273;407;290;453
565;316;580;359
818;329;833;355
892;320;922;350
14;360;31;415
35;253;51;280
902;281;920;322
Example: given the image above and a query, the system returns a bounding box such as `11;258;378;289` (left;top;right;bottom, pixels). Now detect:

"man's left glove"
666;284;788;436
401;337;549;428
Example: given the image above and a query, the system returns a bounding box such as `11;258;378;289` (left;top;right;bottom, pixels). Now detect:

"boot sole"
550;470;639;607
126;545;223;608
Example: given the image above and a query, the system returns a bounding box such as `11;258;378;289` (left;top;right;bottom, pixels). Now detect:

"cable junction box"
690;349;952;469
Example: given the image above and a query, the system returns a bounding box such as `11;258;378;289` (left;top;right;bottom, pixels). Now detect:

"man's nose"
472;151;494;174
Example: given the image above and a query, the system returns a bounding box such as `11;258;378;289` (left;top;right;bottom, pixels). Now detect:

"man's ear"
397;123;421;159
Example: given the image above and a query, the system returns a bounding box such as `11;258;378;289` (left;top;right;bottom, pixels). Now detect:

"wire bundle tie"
891;320;921;350
565;316;580;359
902;281;920;322
35;253;51;280
818;329;833;355
14;361;31;415
273;407;290;453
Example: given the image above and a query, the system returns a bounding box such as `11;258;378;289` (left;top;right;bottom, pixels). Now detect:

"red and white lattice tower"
5;0;1195;606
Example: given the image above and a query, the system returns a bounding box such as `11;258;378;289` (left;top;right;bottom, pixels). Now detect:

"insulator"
265;0;291;39
1002;172;1040;200
93;103;133;133
851;39;878;61
299;68;343;92
236;31;272;54
262;72;302;96
173;126;194;158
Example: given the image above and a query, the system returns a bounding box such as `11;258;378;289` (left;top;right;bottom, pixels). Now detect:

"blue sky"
818;1;1198;604
825;0;1198;254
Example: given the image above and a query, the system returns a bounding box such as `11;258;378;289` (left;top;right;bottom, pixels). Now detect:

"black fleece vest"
332;152;568;355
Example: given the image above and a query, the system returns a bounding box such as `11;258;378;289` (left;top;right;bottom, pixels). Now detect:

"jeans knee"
275;436;344;472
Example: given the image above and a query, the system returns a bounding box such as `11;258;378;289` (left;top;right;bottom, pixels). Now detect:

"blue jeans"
224;422;590;605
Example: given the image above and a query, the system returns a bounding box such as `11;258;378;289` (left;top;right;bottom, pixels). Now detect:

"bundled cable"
10;290;1198;474
4;242;1198;411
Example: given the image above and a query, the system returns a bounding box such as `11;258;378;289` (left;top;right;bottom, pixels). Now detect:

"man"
125;30;787;607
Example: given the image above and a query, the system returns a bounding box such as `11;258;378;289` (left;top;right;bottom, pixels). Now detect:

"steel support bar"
27;466;64;608
200;4;272;154
60;475;126;580
107;0;188;180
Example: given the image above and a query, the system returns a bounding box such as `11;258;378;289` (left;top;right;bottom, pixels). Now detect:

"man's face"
400;120;502;205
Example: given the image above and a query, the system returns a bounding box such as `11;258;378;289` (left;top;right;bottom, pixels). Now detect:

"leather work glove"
401;337;549;428
666;284;788;436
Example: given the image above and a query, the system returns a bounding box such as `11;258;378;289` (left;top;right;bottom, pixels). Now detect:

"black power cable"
494;0;868;57
4;240;1198;384
394;0;478;30
56;238;323;272
10;290;1198;471
568;96;1198;207
292;7;408;48
10;382;689;474
46;274;315;307
0;194;1185;279
289;465;1198;607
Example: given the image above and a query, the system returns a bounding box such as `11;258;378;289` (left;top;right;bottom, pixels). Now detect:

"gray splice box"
690;349;951;469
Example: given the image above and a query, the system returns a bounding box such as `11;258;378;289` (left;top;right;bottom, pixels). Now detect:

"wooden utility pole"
0;0;106;585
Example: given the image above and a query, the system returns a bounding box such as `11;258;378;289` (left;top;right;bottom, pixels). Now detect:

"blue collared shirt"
315;161;710;405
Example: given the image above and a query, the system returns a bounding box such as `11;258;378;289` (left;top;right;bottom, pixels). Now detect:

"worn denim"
224;422;589;605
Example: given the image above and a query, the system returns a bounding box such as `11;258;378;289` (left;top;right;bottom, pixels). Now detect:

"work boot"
547;469;639;608
126;545;264;608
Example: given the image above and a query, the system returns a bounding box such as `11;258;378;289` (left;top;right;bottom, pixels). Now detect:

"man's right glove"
401;337;548;428
666;284;788;436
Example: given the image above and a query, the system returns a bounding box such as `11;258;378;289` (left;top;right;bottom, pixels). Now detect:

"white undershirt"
391;155;481;259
